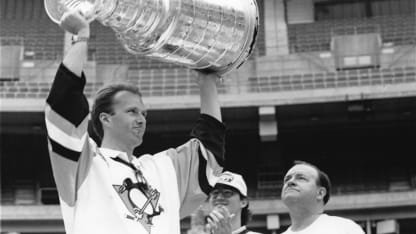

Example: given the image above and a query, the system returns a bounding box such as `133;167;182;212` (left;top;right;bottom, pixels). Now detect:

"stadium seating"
251;164;416;199
1;66;414;98
1;168;415;204
0;20;64;60
126;68;229;96
0;80;103;99
248;66;416;93
0;68;232;98
89;22;178;69
253;170;283;198
288;14;416;53
0;0;64;61
1;187;15;205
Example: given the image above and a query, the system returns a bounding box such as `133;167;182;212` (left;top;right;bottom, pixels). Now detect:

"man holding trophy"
45;9;228;234
44;0;258;233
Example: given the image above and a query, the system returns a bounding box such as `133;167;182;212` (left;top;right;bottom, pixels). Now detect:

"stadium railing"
1;66;415;98
247;66;416;93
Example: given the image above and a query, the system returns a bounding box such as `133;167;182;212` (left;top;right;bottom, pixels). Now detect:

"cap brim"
214;184;245;197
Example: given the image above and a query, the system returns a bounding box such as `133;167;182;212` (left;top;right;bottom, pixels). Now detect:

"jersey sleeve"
165;114;226;218
44;63;93;206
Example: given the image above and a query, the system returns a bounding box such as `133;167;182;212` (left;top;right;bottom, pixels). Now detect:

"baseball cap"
214;171;247;197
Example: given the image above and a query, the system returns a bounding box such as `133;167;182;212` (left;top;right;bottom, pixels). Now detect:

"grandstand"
288;14;416;53
1;0;415;233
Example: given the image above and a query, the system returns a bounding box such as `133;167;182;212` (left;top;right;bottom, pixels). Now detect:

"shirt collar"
99;147;129;161
232;226;247;234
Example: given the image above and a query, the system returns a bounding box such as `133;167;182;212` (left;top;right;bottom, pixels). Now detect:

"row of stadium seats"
0;17;64;60
0;67;229;98
0;19;265;68
0;0;46;20
4;12;409;62
0;81;104;99
88;22;178;69
1;66;415;98
288;14;416;53
126;68;228;96
248;66;416;93
250;167;416;199
4;2;414;62
251;181;415;199
2;170;415;204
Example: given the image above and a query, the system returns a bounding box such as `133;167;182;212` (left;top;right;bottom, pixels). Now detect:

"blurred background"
0;0;415;233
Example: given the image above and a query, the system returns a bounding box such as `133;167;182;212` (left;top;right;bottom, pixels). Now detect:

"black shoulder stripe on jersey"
49;137;81;162
191;114;226;167
46;63;89;127
198;147;213;195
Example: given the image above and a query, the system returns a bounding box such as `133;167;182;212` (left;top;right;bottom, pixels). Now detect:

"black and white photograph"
1;0;415;233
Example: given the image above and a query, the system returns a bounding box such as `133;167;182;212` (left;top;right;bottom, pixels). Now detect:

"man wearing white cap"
206;171;262;234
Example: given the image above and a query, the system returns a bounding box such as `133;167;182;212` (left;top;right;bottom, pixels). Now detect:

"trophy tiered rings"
45;0;259;75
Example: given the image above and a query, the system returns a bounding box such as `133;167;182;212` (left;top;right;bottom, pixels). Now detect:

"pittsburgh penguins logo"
219;172;234;183
113;178;164;233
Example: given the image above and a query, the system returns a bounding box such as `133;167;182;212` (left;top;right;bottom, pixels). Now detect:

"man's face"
104;91;147;147
281;164;323;208
208;185;247;217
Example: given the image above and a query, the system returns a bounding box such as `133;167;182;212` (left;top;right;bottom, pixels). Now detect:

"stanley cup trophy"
44;0;259;75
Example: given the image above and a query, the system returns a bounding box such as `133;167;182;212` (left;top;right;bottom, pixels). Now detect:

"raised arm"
46;10;91;127
199;72;222;122
44;10;93;207
61;10;90;76
157;72;225;218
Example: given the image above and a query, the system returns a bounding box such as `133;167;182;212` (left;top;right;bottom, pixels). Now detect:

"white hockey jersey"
45;64;226;234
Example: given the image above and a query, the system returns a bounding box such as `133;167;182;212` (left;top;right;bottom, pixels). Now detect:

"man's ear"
317;187;326;201
240;197;248;208
99;112;111;127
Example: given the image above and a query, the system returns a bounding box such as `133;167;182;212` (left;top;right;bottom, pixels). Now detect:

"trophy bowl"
45;0;259;75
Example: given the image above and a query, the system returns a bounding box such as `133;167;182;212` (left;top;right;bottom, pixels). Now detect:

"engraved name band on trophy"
44;0;259;75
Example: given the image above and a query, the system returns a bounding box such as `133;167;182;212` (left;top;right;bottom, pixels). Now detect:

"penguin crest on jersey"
113;178;164;233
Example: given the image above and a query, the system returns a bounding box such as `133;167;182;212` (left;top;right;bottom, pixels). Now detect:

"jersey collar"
99;147;129;161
